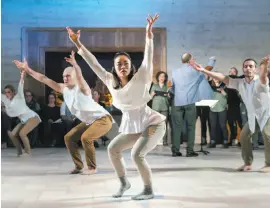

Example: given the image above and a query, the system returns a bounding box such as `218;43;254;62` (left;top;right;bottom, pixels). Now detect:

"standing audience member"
227;67;243;145
209;77;229;148
170;53;213;157
150;71;170;145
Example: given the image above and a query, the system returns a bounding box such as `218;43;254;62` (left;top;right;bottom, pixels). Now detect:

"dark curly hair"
155;71;168;84
111;52;137;89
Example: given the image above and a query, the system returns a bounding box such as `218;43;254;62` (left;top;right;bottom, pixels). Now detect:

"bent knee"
19;131;27;138
131;150;144;162
64;134;71;143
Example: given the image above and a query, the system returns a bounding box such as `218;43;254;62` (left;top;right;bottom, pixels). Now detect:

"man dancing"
13;52;113;174
190;56;270;172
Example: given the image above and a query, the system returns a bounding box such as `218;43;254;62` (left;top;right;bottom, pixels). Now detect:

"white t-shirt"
1;82;40;123
228;75;270;133
63;85;111;125
78;38;165;134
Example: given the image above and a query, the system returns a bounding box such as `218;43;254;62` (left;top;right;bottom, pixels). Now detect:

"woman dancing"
1;71;41;156
13;52;113;175
66;14;166;200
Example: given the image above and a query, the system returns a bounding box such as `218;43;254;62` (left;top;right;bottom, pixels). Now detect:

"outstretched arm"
66;27;112;85
190;62;229;85
13;59;64;93
65;51;91;95
259;55;270;85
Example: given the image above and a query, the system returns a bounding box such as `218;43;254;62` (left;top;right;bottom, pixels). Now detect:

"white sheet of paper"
195;100;219;108
53;119;62;123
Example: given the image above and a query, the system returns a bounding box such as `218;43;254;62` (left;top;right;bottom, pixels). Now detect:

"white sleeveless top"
1;83;41;124
63;85;111;125
78;38;165;133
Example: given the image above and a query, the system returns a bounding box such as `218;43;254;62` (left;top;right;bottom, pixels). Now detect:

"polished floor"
1;145;270;208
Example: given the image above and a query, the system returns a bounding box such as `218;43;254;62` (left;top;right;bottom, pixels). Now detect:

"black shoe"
208;143;216;148
172;152;182;157
223;143;229;148
186;151;198;157
253;145;259;150
94;141;99;148
163;142;168;146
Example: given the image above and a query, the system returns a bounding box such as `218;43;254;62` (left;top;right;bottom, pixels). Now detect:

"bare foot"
81;168;97;175
237;165;252;172
260;166;270;173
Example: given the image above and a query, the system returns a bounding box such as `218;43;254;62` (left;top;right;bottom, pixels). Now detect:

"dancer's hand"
13;58;30;73
65;51;78;66
146;14;159;39
190;62;205;72
260;55;270;66
66;26;80;43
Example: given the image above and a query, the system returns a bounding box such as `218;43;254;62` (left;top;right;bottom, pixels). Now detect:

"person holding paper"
170;54;214;157
150;71;170;145
208;78;229;148
190;56;270;173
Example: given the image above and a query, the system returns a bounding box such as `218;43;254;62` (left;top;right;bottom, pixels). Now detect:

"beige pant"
108;121;166;185
241;118;270;166
8;116;40;154
64;115;112;170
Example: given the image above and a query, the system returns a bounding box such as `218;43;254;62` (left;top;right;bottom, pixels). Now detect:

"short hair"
181;53;192;63
230;67;238;75
243;58;257;68
155;71;168;84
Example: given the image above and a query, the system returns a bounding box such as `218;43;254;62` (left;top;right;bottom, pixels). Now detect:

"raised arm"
13;59;64;93
190;62;230;85
65;51;91;95
141;14;159;73
66;27;111;85
17;71;26;98
259;55;270;85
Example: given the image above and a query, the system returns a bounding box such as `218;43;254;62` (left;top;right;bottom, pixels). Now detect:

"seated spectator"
92;90;106;108
25;90;41;113
41;93;62;146
1;102;10;148
92;89;108;146
61;101;78;133
25;90;41;147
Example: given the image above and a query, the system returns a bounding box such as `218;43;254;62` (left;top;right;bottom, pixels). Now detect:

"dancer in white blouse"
66;14;166;200
13;52;113;175
1;71;41;156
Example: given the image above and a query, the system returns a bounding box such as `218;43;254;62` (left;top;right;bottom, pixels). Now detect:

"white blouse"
63;85;111;125
1;82;41;123
78;38;165;134
228;75;270;133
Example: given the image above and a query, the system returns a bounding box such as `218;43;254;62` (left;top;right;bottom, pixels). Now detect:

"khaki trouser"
64;115;112;170
108;121;166;185
8;116;40;154
241;118;270;166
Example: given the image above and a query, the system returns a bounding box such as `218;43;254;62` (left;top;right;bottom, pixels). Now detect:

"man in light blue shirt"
171;53;213;157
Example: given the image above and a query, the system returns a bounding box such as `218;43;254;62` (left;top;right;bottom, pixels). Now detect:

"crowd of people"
1;13;270;200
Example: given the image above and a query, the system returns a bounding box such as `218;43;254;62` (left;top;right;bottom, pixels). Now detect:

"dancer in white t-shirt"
66;14;166;200
1;71;41;156
13;52;113;175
